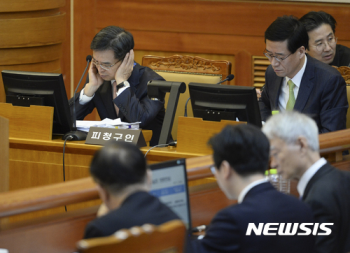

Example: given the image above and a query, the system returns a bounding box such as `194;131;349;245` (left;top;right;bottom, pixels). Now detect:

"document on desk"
77;118;140;132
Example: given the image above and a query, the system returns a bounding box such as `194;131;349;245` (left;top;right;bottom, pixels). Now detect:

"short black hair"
90;26;134;61
208;124;270;176
90;141;147;193
299;11;337;34
265;15;309;53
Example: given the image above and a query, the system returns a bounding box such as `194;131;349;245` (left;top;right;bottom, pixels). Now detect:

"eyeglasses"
210;166;216;175
264;50;292;63
92;58;119;71
310;36;337;52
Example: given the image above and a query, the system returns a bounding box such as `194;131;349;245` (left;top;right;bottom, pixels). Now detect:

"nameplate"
85;127;147;147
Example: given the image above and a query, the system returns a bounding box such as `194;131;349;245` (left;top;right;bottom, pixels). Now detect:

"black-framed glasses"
264;50;292;63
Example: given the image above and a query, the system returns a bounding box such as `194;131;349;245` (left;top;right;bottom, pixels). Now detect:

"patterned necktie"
286;79;295;110
112;81;119;116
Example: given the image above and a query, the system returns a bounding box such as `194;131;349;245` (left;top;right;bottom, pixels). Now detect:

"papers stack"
77;118;140;132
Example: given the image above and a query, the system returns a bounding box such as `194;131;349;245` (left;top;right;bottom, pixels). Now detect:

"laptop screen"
149;159;192;231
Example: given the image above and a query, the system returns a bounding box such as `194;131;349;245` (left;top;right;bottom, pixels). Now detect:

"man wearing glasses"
70;26;165;146
300;11;350;67
259;15;348;133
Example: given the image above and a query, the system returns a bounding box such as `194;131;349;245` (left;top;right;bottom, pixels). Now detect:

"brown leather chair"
142;55;232;140
76;219;186;253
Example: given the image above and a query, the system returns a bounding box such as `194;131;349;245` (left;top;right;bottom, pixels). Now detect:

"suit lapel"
100;81;118;118
294;55;315;112
302;163;332;201
270;76;283;110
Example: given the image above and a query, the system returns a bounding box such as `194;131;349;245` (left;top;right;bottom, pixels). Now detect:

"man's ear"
298;46;306;59
297;136;309;155
220;160;233;179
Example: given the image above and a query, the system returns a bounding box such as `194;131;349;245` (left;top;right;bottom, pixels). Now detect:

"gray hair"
262;111;319;151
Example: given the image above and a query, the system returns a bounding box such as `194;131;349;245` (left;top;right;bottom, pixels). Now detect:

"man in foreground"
259;15;348;133
83;141;179;239
190;124;314;253
300;11;350;67
263;111;350;253
70;26;165;146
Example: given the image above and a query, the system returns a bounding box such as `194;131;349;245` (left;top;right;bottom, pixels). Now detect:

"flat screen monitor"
2;70;73;135
149;159;192;231
188;82;262;127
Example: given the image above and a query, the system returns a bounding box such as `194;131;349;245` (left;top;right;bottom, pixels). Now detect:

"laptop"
149;159;192;232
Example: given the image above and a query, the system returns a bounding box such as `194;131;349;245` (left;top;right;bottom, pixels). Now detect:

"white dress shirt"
278;55;307;112
297;157;327;198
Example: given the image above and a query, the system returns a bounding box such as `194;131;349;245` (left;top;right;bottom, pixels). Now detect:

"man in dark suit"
83;141;179;239
69;26;165;146
190;124;315;253
300;11;350;67
259;15;348;133
263;111;350;253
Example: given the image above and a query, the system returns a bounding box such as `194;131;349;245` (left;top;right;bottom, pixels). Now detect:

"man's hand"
115;49;134;84
84;62;104;97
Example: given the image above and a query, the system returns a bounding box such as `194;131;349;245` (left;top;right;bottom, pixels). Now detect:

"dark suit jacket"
70;63;165;146
191;182;315;253
259;54;348;133
302;163;350;253
83;191;180;239
330;44;350;67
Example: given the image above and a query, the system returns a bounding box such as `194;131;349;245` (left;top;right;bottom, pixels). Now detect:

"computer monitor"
2;70;73;135
188;83;262;127
149;159;192;231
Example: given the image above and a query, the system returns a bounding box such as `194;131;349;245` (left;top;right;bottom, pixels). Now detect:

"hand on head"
84;62;104;97
115;49;134;84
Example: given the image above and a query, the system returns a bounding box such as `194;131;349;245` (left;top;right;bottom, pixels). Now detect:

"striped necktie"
286;79;295;110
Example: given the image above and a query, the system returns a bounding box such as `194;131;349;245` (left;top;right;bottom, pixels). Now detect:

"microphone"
216;74;234;85
62;55;92;140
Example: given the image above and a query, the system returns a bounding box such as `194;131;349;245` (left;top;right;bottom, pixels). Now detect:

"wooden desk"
9;136;205;191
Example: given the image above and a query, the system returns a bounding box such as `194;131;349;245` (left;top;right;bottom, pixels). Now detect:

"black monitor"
2;70;73;135
188;83;262;127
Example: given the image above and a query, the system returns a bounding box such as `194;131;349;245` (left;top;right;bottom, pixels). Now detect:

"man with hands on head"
70;26;166;146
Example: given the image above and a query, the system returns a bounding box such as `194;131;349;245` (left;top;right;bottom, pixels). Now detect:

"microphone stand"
62;55;92;140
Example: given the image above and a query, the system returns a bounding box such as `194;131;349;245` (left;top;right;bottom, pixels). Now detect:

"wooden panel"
0;13;66;48
0;45;62;66
0;116;9;193
0;104;54;141
94;1;350;40
0;0;65;12
177;117;244;154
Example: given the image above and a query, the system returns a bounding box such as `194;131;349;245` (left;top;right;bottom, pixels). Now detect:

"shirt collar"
285;55;307;88
297;157;327;197
238;178;268;203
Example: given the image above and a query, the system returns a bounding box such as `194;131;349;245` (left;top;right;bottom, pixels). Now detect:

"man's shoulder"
307;55;342;77
305;164;350;201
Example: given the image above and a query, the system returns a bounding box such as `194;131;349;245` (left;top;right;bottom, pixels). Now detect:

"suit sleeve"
191;209;241;253
258;68;272;121
68;90;96;120
114;71;165;128
83;222;104;239
319;74;348;133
